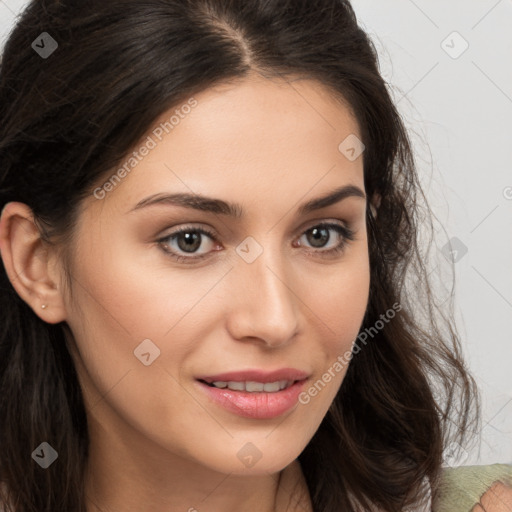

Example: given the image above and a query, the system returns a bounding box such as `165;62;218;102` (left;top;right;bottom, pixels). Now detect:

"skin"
2;71;376;511
472;482;512;512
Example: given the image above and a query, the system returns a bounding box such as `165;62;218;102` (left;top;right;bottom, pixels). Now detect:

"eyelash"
156;222;356;265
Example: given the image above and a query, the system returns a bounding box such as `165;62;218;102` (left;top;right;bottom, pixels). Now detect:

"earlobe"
0;201;67;324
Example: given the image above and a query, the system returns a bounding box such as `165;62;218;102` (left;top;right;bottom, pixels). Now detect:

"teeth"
246;381;264;392
262;382;280;392
210;380;293;392
226;381;244;391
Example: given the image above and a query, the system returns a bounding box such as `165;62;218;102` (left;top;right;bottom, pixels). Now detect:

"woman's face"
62;73;370;476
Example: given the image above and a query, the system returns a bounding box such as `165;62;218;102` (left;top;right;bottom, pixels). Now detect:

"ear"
0;202;67;324
369;192;381;218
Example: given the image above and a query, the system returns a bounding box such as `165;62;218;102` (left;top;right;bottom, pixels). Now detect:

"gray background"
1;0;511;465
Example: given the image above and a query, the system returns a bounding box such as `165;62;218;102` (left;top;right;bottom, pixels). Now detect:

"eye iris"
177;232;201;253
308;227;329;248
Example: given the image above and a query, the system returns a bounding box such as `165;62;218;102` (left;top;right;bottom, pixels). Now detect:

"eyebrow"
129;184;366;218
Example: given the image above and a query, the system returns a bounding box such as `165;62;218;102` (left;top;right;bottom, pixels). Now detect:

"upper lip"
196;368;310;384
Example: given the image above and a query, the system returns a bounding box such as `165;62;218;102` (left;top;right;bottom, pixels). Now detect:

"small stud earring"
41;304;47;309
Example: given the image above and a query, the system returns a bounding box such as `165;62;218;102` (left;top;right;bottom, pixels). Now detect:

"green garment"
435;464;512;512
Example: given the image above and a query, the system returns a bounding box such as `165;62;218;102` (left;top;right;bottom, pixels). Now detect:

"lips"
194;368;310;419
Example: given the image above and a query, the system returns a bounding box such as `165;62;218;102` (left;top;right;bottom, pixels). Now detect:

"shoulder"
434;463;512;512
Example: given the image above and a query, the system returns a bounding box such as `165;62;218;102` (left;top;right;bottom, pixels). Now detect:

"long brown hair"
0;1;480;510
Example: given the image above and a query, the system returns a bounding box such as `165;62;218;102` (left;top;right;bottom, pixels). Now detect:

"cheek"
310;249;370;350
294;250;370;409
69;227;228;341
64;245;220;457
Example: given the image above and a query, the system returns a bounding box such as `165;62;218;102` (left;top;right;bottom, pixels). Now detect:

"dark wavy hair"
0;1;480;510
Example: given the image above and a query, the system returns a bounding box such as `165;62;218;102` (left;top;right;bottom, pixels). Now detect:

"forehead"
166;73;361;158
87;73;364;219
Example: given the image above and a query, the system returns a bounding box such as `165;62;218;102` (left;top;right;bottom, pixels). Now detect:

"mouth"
194;369;310;419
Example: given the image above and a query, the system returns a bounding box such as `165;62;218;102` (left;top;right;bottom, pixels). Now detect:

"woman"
0;0;509;510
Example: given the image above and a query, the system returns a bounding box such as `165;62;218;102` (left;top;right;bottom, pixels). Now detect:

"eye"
296;222;355;257
156;222;355;264
157;226;219;264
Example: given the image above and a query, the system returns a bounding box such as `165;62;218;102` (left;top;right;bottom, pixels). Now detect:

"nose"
225;246;300;348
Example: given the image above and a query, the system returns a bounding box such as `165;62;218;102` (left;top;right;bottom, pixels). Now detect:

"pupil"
308;227;329;248
178;232;201;253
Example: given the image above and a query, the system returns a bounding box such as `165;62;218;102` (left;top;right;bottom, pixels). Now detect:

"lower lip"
195;379;307;419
